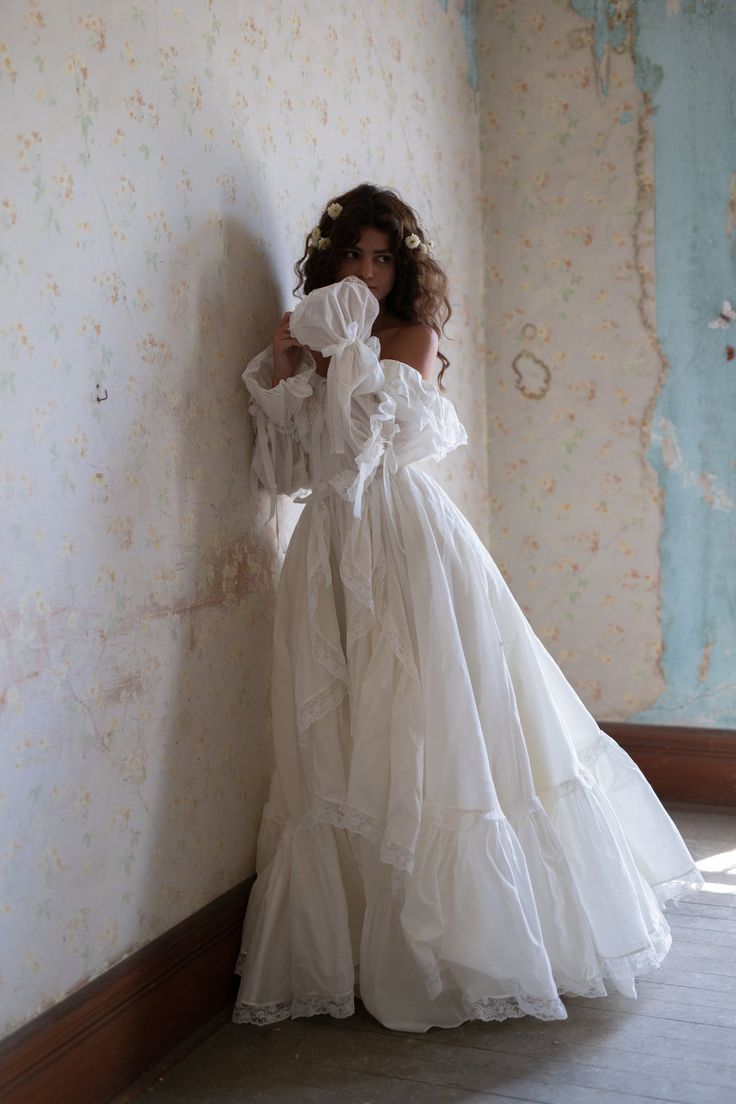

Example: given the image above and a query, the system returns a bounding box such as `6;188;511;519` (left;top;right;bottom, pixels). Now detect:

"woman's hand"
271;311;304;386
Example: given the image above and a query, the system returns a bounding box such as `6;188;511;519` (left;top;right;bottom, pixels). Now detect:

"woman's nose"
359;257;374;279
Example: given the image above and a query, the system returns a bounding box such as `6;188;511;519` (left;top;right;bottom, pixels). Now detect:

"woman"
233;183;702;1032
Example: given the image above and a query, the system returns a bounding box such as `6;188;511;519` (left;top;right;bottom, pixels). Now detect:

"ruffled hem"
230;988;570;1029
597;925;671;993
652;871;704;905
234;763;682;1031
575;729;705;906
231;959;678;1030
232;990;355;1026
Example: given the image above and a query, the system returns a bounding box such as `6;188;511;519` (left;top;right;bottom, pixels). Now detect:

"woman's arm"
271;311;305;387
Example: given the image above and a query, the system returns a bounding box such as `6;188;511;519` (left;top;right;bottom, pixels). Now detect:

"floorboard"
129;804;736;1104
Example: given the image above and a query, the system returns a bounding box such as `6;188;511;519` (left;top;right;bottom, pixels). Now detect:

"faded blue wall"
574;0;736;727
636;0;736;726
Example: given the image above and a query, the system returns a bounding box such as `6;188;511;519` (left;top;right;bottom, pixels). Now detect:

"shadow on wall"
126;211;288;1026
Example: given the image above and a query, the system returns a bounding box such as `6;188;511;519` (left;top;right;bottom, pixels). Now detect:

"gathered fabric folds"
234;276;702;1033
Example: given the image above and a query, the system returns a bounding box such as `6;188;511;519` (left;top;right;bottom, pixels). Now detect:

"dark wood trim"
599;721;736;806
2;724;734;1104
0;876;253;1104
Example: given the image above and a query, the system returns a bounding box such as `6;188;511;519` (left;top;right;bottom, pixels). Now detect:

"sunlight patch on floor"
693;846;736;894
696;848;736;875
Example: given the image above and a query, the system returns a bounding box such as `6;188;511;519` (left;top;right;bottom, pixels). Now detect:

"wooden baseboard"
2;723;734;1104
599;721;736;806
0;877;253;1104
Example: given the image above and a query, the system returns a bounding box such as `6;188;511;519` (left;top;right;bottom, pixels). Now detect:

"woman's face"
336;226;396;304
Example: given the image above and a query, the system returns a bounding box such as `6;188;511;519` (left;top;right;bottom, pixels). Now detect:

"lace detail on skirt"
546;774;594;803
468;992;567;1023
424;803;505;832
301;794;415;874
652;868;704;906
308;622;347;683
553;971;607;1000
425;965;568;1022
578;732;610;771
381;604;419;682
232;992;355;1026
597;916;672;991
296;681;348;741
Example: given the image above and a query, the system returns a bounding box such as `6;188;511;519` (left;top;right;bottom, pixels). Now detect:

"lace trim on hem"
652;869;705;906
467;992;567;1023
425;966;568;1022
554;975;608;1000
234;941;672;1030
232;992;355;1026
231;957;683;1030
595;917;672;990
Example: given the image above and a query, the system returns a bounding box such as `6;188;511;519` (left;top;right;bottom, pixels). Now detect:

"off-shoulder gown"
232;276;702;1032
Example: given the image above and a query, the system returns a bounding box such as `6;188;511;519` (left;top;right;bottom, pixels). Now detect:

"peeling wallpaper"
2;0;733;1046
0;0;484;1040
479;0;666;720
480;0;734;727
631;0;736;726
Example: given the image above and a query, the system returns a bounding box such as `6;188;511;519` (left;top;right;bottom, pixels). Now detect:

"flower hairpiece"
309;226;331;251
326;202;343;219
405;232;433;254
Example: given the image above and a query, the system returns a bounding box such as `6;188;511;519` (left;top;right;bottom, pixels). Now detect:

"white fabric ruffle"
234;278;702;1033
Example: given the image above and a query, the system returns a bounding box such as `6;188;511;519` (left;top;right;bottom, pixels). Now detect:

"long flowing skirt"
233;468;702;1032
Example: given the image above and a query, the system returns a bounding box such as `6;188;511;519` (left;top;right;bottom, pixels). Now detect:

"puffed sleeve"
289;276;468;517
242;345;317;512
382;361;468;468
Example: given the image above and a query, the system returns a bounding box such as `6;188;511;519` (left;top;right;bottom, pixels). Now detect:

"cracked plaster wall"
0;0;485;1040
479;0;735;727
479;0;665;720
630;0;736;726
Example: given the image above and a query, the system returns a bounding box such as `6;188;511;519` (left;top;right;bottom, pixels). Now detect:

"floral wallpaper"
478;0;667;721
0;0;485;1039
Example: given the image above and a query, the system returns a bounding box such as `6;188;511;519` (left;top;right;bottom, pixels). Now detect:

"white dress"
232;276;702;1033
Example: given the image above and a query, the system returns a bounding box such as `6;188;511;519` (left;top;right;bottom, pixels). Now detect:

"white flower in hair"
316;236;331;250
327;202;343;219
310;226;323;246
405;233;421;249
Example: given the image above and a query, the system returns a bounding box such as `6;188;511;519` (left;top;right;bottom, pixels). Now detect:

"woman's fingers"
273;310;302;349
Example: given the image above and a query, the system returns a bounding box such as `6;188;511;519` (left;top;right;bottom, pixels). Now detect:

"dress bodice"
243;276;467;517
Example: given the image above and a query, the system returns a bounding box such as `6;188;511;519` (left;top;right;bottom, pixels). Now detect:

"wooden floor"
130;805;735;1104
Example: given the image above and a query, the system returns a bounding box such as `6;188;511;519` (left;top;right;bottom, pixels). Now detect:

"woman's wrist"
271;348;299;387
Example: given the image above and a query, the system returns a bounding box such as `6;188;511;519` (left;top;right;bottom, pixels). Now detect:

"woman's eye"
377;255;393;264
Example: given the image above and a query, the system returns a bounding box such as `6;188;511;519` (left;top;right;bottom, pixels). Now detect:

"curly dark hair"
293;183;452;385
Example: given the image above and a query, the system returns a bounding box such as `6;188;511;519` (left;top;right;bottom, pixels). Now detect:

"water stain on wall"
572;0;736;726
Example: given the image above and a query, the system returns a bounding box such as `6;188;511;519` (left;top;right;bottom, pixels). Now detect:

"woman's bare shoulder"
378;322;438;380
